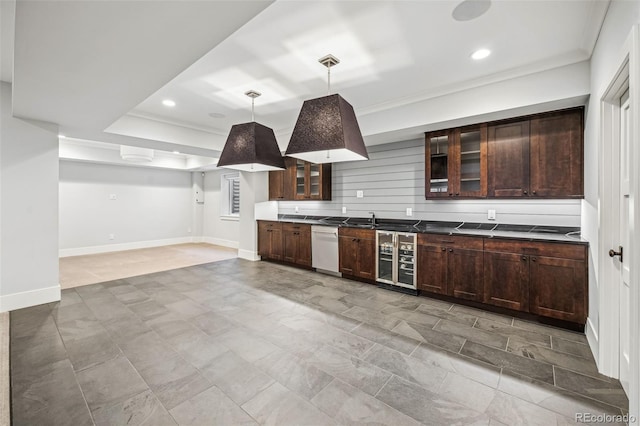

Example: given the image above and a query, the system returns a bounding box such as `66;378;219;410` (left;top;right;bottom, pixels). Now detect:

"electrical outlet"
488;209;496;220
109;194;117;200
342;206;347;214
295;206;299;213
356;190;364;198
406;207;413;217
109;233;115;240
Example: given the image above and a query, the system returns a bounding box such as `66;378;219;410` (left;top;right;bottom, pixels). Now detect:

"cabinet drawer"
339;227;375;240
483;238;586;260
259;221;282;229
418;234;483;249
282;223;309;232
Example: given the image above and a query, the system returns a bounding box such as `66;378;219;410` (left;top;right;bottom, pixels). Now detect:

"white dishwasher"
311;226;340;276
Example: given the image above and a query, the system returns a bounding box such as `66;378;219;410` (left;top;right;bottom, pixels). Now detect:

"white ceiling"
3;0;610;166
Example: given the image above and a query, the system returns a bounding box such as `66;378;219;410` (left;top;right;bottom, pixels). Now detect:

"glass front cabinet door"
425;125;487;199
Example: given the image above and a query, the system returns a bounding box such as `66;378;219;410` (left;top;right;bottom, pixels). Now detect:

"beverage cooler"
376;231;417;291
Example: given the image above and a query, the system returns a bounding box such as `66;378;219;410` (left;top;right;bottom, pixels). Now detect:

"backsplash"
277;138;581;227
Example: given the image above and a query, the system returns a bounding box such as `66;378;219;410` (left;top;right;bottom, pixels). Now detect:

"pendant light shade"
285;55;368;164
217;91;285;172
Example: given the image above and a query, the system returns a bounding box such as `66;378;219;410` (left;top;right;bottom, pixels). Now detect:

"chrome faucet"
369;211;376;227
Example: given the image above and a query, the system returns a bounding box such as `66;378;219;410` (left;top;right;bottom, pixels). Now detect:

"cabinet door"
258;222;270;257
339;236;358;276
529;255;586;323
268;170;285;200
282;229;298;263
356;237;376;280
457;125;487;197
416;244;448;294
530;110;583;198
488;121;530;197
425;131;454;198
483;251;529;311
294;159;308;199
269;227;283;261
448;248;484;301
297;228;312;267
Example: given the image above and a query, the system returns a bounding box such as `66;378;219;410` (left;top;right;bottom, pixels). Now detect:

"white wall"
59;161;195;256
280;139;582;227
0;81;60;311
583;0;640;415
584;0;640;356
202;170;240;248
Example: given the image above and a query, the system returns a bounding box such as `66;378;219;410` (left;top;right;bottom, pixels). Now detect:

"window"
221;173;240;218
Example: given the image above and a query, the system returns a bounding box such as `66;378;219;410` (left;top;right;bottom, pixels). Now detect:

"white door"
616;88;631;395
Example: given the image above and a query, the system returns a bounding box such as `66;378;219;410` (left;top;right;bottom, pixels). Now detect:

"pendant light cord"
327;64;331;95
251;96;255;122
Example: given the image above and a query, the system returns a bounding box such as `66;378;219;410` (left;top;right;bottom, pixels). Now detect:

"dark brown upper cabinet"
268;157;331;201
529;109;583;198
425;124;487;198
487;120;530;197
429;107;584;200
293;159;331;200
488;108;584;199
268;157;295;201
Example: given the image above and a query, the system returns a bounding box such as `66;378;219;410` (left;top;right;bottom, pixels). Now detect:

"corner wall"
1;81;60;312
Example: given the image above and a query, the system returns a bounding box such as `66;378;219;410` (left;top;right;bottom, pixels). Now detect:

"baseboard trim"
586;316;599;367
59;237;196;257
238;249;260;261
201;237;239;249
0;285;61;312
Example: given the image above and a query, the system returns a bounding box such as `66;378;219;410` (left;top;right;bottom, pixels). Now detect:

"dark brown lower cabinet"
282;223;311;267
529;255;586;323
338;228;375;281
257;221;283;261
483;239;587;324
417;235;484;301
483;251;529;311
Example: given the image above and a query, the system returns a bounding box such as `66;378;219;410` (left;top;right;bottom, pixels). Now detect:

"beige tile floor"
59;243;238;289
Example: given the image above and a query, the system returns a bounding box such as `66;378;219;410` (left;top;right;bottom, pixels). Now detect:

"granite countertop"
272;215;587;244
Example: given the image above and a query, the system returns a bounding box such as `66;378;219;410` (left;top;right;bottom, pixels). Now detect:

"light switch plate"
342;206;347;214
356;190;364;198
406;208;413;217
488;209;496;220
295;206;299;213
109;194;117;200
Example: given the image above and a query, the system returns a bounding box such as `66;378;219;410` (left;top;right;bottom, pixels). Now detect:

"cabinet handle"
532;190;537;195
449;249;453;252
352;238;357;242
455;192;459;196
523;190;528;195
441;248;446;251
449;193;453;197
531;257;537;262
521;256;527;261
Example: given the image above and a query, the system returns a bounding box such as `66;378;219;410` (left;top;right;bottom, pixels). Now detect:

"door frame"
597;24;639;418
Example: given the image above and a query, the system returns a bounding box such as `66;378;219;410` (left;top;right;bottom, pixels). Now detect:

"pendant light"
217;90;286;172
285;54;369;164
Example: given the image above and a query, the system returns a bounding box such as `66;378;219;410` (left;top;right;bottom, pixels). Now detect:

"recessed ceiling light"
58;134;66;139
471;49;491;60
162;99;176;107
172;151;180;154
208;112;225;119
452;0;491;21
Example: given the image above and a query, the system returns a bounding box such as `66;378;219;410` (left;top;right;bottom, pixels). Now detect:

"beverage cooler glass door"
376;231;394;284
396;234;417;289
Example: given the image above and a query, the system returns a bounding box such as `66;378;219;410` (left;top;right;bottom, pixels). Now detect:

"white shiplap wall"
278;139;581;226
